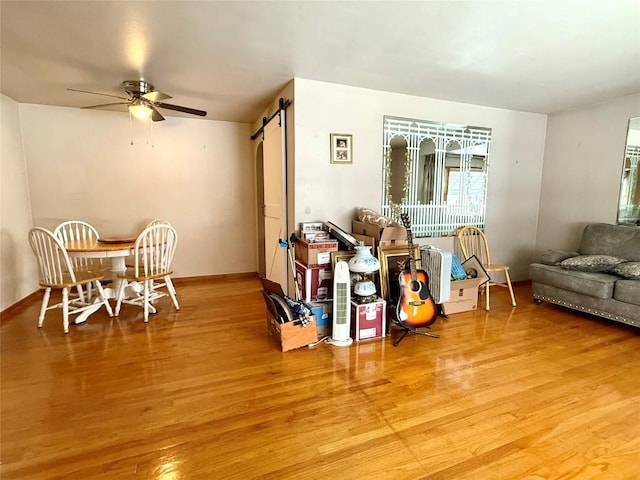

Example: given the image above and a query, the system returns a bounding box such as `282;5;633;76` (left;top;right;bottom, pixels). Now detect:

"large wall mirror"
618;117;640;225
382;116;491;237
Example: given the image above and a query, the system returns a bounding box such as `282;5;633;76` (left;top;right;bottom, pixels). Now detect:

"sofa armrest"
539;249;580;266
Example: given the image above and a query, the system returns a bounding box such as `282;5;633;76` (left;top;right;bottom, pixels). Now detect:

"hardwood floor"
1;276;639;479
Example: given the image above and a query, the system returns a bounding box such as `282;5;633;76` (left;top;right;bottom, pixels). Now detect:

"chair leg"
38;288;51;328
485;281;491;311
62;288;70;334
114;279;127;316
165;276;180;310
143;279;150;322
95;281;114;316
505;270;517;307
76;284;86;304
86;283;94;302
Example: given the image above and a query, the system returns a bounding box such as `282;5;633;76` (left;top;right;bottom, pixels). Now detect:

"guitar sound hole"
409;280;421;292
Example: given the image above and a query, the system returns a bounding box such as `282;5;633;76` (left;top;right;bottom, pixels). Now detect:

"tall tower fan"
329;261;352;346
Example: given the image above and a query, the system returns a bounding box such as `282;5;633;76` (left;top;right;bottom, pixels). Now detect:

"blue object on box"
310;303;331;328
451;255;468;280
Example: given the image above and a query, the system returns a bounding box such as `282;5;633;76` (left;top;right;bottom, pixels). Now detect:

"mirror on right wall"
618;117;640;225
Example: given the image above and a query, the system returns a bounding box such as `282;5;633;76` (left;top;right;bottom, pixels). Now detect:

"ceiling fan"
68;80;207;121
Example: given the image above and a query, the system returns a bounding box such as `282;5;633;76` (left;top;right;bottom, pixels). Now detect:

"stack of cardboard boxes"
295;223;338;338
351;220;408;253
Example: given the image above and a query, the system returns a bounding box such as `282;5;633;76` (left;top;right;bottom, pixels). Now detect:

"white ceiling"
1;0;639;123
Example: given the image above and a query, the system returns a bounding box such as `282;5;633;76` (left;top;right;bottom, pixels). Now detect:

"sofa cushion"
578;223;640;261
557;255;626;272
529;263;618;299
611;262;640;280
614;280;640;306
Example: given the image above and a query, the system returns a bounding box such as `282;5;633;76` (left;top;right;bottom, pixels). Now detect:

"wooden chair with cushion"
456;225;516;310
114;223;180;322
28;227;113;333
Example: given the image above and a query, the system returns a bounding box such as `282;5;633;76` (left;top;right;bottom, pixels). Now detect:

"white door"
255;143;266;278
262;113;288;290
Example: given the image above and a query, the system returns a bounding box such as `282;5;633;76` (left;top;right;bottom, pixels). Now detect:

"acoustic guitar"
395;213;437;328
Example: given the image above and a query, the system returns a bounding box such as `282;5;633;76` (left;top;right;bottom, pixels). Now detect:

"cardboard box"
351;233;377;253
441;278;482;314
441;256;490;314
350;298;386;341
302;231;331;242
351;220;407;247
310;301;333;338
266;311;318;352
295;260;333;302
295;238;339;267
299;221;324;234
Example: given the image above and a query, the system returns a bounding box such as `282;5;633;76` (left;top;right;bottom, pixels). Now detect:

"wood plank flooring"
1;276;639;479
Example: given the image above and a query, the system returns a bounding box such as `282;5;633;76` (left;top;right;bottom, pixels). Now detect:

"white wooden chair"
124;219;173;275
456;226;516;310
114;223;180;322
54;219;100;243
54;220;107;301
28;227;113;333
145;219;172;228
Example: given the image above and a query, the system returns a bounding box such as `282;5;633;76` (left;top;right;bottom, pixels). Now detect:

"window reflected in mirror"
618;117;640;225
382;116;491;237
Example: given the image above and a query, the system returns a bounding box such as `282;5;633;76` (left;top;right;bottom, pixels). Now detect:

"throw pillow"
357;207;401;227
611;262;640;280
557;255;627;272
540;249;580;266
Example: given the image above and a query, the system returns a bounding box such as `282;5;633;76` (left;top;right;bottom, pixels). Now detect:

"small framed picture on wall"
330;133;352;164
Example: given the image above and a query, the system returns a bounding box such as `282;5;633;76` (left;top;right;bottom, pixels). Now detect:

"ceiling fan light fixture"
129;99;152;119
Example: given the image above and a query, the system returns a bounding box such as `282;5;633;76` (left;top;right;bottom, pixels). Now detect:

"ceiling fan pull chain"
129;110;134;146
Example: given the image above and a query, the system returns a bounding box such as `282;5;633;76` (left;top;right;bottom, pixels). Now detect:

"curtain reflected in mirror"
618;117;640;225
382;116;491;237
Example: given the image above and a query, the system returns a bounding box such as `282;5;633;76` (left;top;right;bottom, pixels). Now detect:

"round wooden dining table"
64;237;136;296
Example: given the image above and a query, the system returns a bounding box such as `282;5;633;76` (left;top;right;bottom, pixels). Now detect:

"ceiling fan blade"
81;102;129;110
67;88;128;100
156;102;207;117
149;105;165;122
142;91;172;102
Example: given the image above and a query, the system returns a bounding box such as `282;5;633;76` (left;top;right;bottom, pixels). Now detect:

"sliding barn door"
261;113;288;290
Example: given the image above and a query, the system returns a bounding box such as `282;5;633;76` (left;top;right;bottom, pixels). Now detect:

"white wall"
5;83;636;310
1;94;39;310
536;93;640;254
292;79;547;281
18;104;256;279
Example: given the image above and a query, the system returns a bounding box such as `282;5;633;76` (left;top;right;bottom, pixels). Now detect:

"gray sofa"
529;223;640;328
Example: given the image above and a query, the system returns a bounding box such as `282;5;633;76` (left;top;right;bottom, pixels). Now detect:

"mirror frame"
617;117;640;225
383;137;411;219
382;116;491;237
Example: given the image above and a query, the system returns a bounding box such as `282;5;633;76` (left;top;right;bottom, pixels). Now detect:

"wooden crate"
266;312;318;352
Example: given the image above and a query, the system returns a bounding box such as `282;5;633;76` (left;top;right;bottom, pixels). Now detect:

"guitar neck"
401;214;418;281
